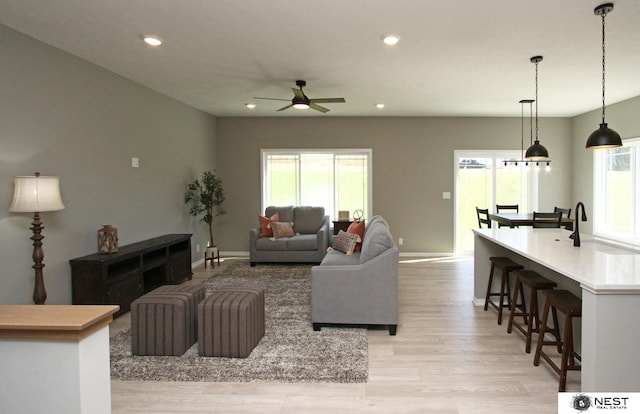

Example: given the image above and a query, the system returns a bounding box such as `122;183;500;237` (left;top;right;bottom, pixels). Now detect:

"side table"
332;220;353;235
204;246;220;269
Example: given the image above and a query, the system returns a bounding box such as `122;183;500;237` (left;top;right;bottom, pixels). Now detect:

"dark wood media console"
70;233;192;317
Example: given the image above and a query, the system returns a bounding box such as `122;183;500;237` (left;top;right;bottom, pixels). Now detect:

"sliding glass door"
454;150;538;252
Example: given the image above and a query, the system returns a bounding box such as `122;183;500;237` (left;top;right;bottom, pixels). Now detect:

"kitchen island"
473;227;640;392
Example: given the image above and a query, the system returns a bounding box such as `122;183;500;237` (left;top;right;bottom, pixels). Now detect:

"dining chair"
495;204;519;227
496;204;519;213
532;211;563;228
554;206;573;230
476;207;491;228
553;207;571;219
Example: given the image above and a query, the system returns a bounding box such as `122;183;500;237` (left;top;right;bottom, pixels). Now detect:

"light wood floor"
110;256;578;413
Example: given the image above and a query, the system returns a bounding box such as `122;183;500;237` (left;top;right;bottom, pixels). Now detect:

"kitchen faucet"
569;202;588;247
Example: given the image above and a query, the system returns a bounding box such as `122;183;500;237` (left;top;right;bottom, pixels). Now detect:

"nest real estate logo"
559;393;639;412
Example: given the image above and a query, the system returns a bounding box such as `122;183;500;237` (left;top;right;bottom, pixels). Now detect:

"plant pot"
205;246;219;258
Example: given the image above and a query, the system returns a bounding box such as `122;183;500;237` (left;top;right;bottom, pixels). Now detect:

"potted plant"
185;171;226;255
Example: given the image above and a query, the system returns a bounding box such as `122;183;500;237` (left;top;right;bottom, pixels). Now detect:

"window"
261;149;371;220
455;150;539;252
594;138;639;244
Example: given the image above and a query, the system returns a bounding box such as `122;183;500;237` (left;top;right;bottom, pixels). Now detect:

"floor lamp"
9;172;65;304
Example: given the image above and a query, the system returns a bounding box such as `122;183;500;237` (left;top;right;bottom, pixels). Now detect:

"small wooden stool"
533;289;582;392
507;270;558;353
484;257;524;325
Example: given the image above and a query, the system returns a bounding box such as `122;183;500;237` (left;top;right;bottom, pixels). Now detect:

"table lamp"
9;172;65;304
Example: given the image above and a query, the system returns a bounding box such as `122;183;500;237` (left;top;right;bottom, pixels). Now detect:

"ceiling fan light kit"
586;3;622;149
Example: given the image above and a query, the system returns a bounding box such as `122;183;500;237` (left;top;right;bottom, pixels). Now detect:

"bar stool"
533;289;582;392
484;257;524;325
507;270;558;353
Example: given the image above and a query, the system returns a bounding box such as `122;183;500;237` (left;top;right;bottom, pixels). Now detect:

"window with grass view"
261;149;371;221
594;138;639;245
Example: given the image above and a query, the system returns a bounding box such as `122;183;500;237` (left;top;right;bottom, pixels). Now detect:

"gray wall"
215;116;572;253
4;21;637;305
0;25;217;304
570;95;640;234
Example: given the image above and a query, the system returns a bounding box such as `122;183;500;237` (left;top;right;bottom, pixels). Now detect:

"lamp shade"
586;122;622;149
525;140;550;161
9;174;65;213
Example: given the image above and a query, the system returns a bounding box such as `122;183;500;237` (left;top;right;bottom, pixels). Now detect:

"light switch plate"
442;192;451;199
131;157;139;168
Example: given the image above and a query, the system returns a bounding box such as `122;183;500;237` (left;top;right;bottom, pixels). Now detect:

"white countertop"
473;228;640;293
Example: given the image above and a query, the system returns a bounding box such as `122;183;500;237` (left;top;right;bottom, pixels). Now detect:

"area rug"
110;260;368;383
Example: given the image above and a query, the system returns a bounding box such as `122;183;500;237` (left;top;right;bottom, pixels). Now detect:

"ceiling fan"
254;80;345;113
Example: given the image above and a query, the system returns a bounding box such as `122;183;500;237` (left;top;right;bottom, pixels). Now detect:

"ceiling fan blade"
253;97;290;102
277;104;293;111
310;98;346;104
310;103;330;113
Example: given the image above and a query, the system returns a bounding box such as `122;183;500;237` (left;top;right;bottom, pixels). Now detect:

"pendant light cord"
529;101;533;146
535;60;539;142
521;101;524;158
600;11;607;124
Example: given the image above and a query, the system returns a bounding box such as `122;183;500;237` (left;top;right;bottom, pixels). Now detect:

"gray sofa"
311;215;399;335
249;206;330;266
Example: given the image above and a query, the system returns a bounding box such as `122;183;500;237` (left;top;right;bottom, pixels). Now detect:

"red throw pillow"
347;220;365;251
258;212;279;238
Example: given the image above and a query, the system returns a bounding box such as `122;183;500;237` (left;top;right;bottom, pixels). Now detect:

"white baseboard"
398;252;455;257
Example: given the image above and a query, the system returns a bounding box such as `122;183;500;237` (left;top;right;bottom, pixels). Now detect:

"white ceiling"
1;0;639;118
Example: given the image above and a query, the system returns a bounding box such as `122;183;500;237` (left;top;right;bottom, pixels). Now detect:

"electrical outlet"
196;244;200;253
399;237;404;246
131;157;140;168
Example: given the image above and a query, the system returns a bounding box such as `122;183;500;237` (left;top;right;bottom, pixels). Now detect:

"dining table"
489;212;573;229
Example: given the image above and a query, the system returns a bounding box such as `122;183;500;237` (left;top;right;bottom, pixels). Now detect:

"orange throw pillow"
258;212;279;238
347;220;365;251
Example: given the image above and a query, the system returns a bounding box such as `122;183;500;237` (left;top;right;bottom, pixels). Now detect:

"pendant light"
504;99;534;166
586;3;622;149
525;56;550;161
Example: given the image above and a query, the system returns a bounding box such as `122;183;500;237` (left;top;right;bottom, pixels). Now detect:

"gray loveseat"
249;206;330;266
311;215;399;335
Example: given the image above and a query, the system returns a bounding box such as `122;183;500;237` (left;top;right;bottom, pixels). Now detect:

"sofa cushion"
255;237;287;251
360;222;395;264
320;250;361;266
294;206;325;234
270;221;296;239
258;212;279;238
347;220;365;252
332;230;359;255
286;234;318;251
265;206;294;223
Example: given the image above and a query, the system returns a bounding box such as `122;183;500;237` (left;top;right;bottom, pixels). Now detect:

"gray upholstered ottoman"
131;290;198;356
198;288;265;358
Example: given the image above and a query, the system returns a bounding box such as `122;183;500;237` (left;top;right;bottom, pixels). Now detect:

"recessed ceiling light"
245;103;256;109
382;33;400;46
376;103;385;109
142;35;163;46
